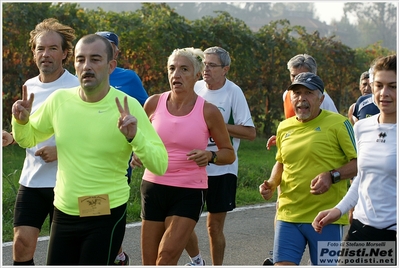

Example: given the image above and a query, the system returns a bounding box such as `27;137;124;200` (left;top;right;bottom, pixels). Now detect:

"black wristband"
208;151;217;164
10;132;15;145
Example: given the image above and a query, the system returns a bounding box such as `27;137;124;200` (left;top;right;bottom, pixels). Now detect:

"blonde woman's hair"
168;47;205;76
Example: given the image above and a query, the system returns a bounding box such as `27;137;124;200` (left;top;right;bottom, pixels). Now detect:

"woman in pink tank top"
131;47;235;265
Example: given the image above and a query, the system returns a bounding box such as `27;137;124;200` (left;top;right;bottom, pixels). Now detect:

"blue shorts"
274;220;343;265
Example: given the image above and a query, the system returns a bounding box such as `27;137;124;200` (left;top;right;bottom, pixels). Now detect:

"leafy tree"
191;11;256;84
129;3;196;94
2;2;395;136
49;3;89;31
295;29;356;112
81;7;146;75
350;42;396;100
253;20;299;134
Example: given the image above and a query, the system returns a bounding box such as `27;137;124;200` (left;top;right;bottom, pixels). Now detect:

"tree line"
2;2;395;136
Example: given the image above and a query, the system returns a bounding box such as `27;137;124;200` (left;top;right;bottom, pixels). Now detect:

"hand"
116;96;137;141
266;135;276;150
35;146;57;163
3;131;13;147
310;172;332;195
130;153;143;169
12;85;34;125
312;208;342;234
259;180;276;200
187;149;210;167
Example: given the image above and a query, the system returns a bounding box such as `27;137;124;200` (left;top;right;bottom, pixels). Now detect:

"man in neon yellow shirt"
259;72;357;265
12;34;168;265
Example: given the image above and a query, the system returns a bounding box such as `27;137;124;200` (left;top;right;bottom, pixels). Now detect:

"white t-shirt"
194;79;255;176
19;70;79;187
335;114;397;231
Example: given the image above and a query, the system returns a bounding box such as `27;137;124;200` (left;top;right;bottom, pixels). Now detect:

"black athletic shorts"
344;218;396;242
339;219;397;266
140;180;207;222
206;173;237;213
13;185;54;230
46;203;127;265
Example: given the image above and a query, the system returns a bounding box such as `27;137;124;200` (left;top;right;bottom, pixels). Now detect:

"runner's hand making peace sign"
12;85;34;125
115;96;138;141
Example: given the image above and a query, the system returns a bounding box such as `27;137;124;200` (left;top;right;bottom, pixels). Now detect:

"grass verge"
2;137;277;242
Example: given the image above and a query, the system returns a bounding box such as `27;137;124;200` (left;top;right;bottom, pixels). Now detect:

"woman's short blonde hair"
168;47;205;76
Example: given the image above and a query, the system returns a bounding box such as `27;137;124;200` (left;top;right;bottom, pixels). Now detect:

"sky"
314;2;345;24
230;1;350;25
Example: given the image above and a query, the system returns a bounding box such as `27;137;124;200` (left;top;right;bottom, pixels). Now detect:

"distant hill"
77;2;334;36
77;2;396;50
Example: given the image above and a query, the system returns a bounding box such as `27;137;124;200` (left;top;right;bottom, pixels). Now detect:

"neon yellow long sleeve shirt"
12;86;167;215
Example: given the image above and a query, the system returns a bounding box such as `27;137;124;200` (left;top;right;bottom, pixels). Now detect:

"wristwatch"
330;169;341;184
209;151;218;164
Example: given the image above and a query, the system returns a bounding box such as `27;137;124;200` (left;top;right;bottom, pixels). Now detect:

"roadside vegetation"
3;3;395;137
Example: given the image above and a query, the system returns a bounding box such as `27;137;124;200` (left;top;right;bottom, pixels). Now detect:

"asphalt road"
2;203;312;266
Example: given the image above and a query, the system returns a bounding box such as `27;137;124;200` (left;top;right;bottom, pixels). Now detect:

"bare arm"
130;94;161;169
259;161;283;200
312;208;342;234
266;135;276;150
225;124;256;141
334;158;358;180
142;94;161;119
202;102;235;165
310;158;357;195
347;103;357;125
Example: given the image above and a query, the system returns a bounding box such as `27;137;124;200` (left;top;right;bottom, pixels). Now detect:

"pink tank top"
143;91;209;189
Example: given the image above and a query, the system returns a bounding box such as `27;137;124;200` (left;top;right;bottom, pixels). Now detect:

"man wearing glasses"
184;47;256;266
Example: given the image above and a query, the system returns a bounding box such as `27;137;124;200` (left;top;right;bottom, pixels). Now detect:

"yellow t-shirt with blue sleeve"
12;86;168;216
276;109;357;225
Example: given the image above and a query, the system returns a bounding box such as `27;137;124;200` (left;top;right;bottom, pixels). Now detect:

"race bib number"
78;194;111;217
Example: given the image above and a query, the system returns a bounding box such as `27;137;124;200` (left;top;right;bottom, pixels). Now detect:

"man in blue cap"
96;31;148;106
259;72;357;266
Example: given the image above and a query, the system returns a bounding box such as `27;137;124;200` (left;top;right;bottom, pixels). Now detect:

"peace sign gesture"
12;85;34;125
115;96;138;141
